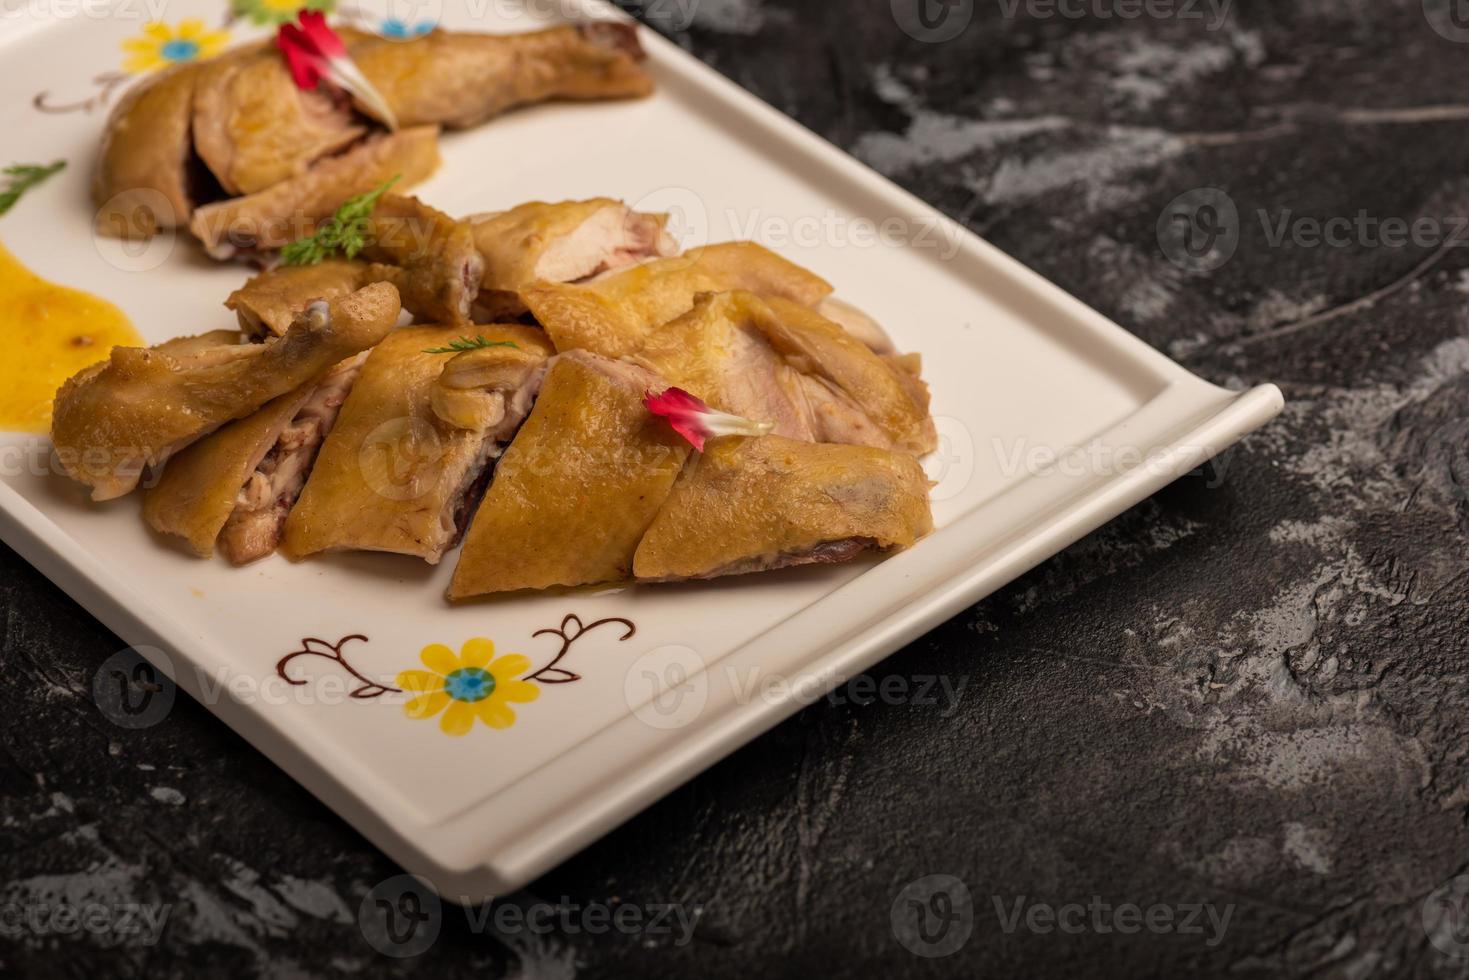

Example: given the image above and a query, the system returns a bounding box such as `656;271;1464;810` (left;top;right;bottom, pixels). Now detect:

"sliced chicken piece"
447;351;690;599
218;355;367;564
92;61;204;240
154;329;248;355
144;354;367;563
191;43;365;196
816;296;895;355
143;384;313;557
557;289;935;455
626;291;816;442
359;194;483;325
522;242;834;357
429;344;549;434
188;126;440;259
756;297;936;455
469;199;674;318
52;282;401;501
346;23;652;131
633;436;933;581
282;324;552;563
226;260;370;337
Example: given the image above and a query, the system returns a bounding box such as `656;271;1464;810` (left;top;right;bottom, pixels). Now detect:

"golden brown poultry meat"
282;323;552;563
469;198;674;317
633;435;933;581
447;351;690;598
52;283;401;500
346;23;652;130
143;353;368;563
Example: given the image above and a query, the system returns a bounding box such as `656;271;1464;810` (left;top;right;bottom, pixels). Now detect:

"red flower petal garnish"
644;387;774;451
277;12;398;130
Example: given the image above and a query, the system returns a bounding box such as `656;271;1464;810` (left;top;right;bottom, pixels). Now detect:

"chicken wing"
192;42;365;196
282;323;552;563
522;242;833;357
226;260;370;337
92;61;204;240
359;194;483;325
447;351;690;599
346;23;652;130
469;198;674;317
633;436;933;581
188;126;440;259
52;283;401;501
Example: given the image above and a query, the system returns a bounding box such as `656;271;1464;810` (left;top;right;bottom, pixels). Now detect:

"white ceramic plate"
0;0;1281;900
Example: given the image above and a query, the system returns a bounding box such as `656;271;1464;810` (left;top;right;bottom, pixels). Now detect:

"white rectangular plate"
0;0;1281;901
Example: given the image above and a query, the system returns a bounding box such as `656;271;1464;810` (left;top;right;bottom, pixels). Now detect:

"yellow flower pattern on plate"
121;20;231;74
397;639;541;736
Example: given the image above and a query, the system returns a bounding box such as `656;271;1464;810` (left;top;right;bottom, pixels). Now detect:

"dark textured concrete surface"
4;0;1469;976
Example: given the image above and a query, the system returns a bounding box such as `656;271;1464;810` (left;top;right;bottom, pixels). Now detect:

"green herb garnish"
422;336;520;355
0;161;66;217
281;174;400;266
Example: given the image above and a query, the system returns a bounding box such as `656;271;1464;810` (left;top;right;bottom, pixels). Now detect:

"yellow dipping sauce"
0;239;143;433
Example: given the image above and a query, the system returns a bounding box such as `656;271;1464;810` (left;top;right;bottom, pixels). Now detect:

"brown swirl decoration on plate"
276;634;400;700
526;614;637;684
273;614;639;734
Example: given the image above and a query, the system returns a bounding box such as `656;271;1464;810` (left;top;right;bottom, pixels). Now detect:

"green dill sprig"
0;161;66;217
281;174;400;266
422;336;520;355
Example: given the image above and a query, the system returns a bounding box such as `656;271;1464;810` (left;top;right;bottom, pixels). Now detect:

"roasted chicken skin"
143;354;367;563
51;282;401;501
92;61;204;240
142;384;315;557
282;323;553;563
359;194;483;325
188;126;441;259
447;351;690;599
521;242;834;357
224;196;481;331
226;260;370;337
346;23;653;131
192;42;365;196
633;436;933;581
568;289;936;456
470;198;674;317
756;296;936;455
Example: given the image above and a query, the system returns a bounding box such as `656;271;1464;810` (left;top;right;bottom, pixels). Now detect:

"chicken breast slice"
446;351;691;599
521;241;834;358
470;199;675;318
52;282;401;501
633;436;933;581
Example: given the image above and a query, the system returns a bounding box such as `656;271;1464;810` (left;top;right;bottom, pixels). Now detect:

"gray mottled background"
4;0;1469;976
